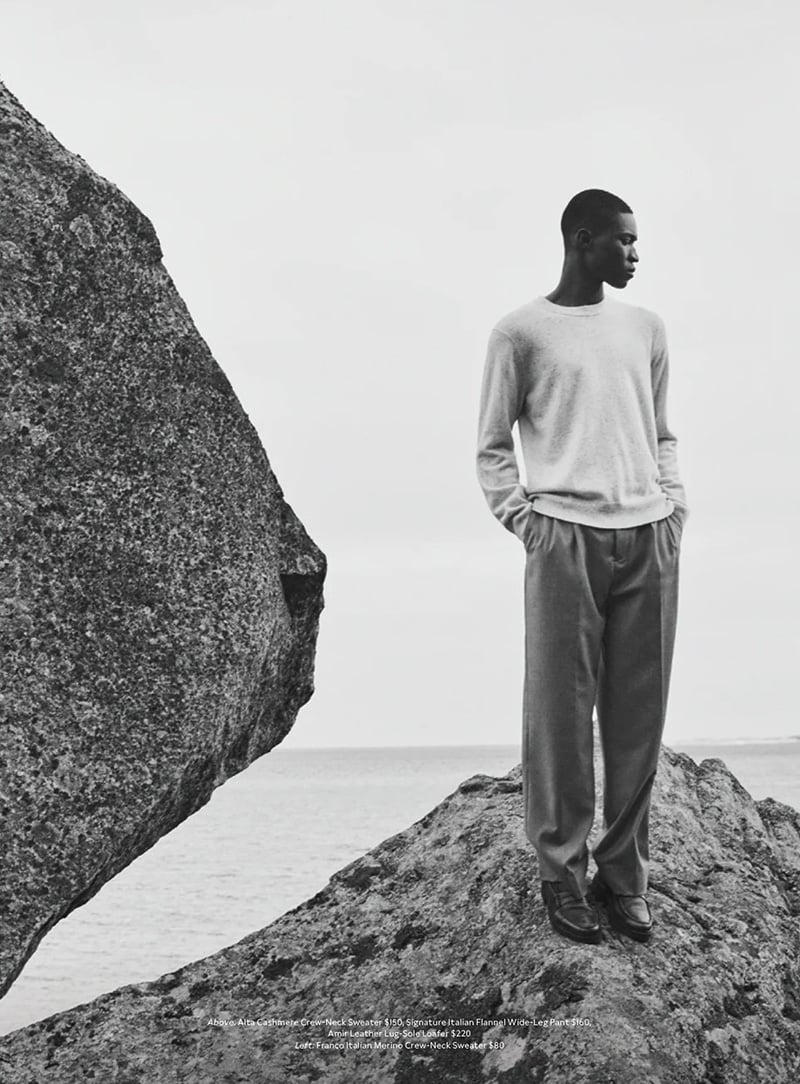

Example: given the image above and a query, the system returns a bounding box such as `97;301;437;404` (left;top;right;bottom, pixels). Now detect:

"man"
476;189;688;945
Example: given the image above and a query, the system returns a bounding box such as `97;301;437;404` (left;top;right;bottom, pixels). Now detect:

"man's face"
585;212;639;288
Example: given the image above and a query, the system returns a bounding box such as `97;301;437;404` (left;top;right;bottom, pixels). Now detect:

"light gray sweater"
476;296;689;539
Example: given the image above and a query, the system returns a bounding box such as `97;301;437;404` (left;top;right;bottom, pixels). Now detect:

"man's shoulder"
491;297;549;340
607;298;666;335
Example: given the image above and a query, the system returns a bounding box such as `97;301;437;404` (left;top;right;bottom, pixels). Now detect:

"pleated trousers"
522;510;681;900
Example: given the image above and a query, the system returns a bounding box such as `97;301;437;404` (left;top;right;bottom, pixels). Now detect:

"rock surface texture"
0;82;325;997
1;746;798;1082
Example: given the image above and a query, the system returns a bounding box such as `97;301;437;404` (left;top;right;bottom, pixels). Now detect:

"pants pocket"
663;513;682;550
523;505;543;550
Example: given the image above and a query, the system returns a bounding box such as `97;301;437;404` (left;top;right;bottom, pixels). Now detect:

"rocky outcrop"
0;81;325;997
1;747;798;1082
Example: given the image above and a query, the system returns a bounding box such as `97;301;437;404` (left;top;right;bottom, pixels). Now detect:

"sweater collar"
540;296;608;317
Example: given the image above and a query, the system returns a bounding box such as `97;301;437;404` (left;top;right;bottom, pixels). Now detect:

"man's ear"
575;227;592;248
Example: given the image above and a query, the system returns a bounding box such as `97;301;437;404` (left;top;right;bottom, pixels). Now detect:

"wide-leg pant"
522;511;681;900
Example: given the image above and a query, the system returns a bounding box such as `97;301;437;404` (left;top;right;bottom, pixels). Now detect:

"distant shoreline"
276;737;800;752
672;736;800;746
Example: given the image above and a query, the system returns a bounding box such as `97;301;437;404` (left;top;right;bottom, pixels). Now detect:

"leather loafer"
541;880;602;944
591;875;653;942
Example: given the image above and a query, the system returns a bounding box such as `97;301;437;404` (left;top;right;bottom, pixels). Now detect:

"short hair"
560;189;633;241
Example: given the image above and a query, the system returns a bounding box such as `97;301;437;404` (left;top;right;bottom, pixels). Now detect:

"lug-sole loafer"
591;876;653;942
541;880;602;944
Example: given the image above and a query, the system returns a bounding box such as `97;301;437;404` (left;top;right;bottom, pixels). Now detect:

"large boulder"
1;746;798;1082
0;81;325;997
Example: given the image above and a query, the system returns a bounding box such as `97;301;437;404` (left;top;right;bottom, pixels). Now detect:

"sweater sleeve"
476;328;531;540
651;316;689;524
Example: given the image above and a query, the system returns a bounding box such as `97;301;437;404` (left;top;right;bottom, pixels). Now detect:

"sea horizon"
277;734;800;750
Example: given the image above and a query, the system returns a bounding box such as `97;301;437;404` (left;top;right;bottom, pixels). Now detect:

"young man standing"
476;189;688;945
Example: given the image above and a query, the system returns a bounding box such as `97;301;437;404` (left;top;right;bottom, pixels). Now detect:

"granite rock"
1;746;798;1082
0;81;325;997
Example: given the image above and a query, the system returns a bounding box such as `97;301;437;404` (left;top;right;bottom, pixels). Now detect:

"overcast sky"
4;0;799;745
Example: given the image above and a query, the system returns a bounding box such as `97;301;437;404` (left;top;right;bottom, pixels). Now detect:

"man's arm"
476;328;531;541
651;316;689;525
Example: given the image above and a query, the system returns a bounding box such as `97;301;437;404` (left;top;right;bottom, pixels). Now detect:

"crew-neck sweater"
476;295;689;537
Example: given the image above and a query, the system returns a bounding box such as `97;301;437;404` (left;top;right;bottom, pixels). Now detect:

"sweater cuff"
511;501;534;543
669;502;689;529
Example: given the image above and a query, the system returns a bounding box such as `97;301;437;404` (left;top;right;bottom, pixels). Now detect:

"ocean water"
1;740;798;1037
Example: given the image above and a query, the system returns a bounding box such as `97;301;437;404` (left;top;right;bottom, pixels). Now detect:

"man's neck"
546;268;605;307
